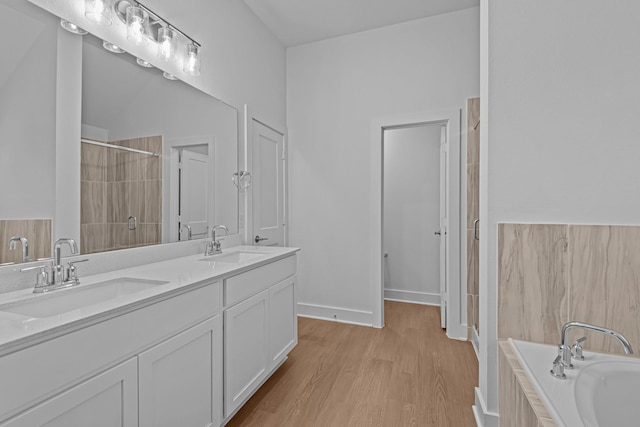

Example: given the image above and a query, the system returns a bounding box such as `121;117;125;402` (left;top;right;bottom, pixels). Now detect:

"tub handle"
571;336;587;361
549;355;566;380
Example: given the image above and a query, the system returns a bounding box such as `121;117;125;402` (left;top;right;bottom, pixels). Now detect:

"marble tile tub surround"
0;234;242;294
498;223;640;356
466;97;480;339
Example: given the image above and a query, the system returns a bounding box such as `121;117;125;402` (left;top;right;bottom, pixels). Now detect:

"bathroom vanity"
0;246;298;426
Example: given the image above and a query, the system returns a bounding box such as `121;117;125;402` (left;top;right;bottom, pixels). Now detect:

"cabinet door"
138;315;222;427
269;276;297;366
1;358;137;427
224;289;269;417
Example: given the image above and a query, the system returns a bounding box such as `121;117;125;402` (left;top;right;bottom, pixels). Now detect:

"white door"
252;120;284;246
439;126;449;328
180;149;209;240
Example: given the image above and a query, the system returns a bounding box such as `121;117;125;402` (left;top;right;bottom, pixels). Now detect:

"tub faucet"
552;321;634;379
9;236;30;262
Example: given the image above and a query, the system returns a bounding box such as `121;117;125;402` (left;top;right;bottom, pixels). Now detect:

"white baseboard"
473;387;499;427
471;326;479;359
297;303;373;327
384;289;441;306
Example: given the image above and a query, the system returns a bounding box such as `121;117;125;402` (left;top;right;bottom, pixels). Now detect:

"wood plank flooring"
226;301;478;427
227;301;478;427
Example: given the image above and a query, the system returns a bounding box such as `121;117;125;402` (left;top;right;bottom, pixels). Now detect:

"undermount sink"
0;277;169;318
199;251;268;264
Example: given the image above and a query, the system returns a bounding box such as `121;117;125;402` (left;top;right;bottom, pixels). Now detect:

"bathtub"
511;339;640;427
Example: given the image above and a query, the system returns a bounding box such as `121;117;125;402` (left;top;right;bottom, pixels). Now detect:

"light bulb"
183;44;200;76
126;6;148;46
60;19;87;35
85;0;112;25
158;27;177;62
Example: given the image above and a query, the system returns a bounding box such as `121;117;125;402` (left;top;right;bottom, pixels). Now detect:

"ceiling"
243;0;479;47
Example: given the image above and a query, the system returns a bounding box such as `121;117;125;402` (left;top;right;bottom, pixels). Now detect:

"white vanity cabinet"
0;280;223;427
223;255;298;418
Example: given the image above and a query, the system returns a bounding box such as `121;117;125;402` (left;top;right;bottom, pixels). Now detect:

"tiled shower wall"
466;97;480;340
81;136;163;255
498;223;640;356
0;219;51;264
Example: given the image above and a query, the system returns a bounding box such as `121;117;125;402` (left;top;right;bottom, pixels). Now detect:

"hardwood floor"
226;300;478;427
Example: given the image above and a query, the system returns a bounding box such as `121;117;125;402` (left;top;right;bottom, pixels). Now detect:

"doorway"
371;110;465;339
383;124;446;323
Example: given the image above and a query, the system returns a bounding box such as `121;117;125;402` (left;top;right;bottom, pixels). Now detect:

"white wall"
0;0;57;220
383;125;442;305
288;7;479;325
479;0;640;420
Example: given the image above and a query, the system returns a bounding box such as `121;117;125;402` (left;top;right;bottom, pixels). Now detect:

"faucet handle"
571;336;587;360
20;263;51;292
550;355;566;379
66;259;89;285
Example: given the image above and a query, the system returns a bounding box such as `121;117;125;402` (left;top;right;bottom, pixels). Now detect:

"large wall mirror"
0;0;239;265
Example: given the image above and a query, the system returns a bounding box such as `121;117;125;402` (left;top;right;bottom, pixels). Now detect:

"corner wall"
480;0;640;420
287;8;480;324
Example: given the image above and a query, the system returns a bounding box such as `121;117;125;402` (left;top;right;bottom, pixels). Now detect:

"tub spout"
557;321;633;372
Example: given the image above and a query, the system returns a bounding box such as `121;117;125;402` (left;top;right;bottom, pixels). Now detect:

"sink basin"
0;277;169;318
575;360;640;427
199;251;268;264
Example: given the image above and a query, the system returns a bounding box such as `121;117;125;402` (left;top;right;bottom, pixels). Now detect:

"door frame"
371;109;466;340
243;106;289;246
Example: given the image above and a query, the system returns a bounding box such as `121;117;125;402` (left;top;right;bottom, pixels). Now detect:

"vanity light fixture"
114;0;203;75
60;19;88;35
103;41;125;53
162;72;178;81
85;0;112;26
136;58;154;68
183;43;201;76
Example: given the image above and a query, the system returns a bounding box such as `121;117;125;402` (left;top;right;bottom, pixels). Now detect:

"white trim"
473;387;499;427
471;326;480;359
370;109;464;338
383;289;440;306
297;303;374;327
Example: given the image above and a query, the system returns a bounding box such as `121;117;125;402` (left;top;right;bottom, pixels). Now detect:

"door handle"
474;219;480;241
255;235;268;243
434;231;441;236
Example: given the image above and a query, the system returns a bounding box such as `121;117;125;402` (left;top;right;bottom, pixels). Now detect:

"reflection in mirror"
0;0;239;263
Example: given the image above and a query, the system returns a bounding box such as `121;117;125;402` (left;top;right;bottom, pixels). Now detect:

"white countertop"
0;246;299;356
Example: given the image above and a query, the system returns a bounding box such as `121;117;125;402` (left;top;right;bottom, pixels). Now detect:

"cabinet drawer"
225;256;296;307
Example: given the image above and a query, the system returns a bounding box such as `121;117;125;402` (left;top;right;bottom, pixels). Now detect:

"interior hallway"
227;300;478;426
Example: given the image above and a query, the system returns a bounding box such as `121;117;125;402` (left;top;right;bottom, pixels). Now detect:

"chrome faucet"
8;236;30;262
21;237;88;293
53;238;79;286
551;321;634;379
181;224;192;241
205;225;229;256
